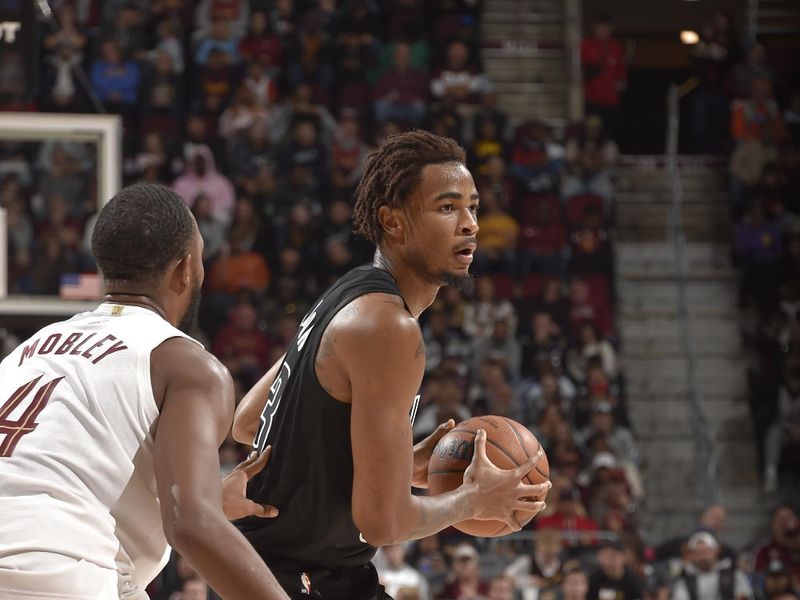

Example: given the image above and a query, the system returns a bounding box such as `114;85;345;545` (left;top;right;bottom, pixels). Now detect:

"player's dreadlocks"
353;130;466;245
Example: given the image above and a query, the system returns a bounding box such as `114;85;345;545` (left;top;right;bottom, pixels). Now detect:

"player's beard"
407;246;475;293
178;283;202;334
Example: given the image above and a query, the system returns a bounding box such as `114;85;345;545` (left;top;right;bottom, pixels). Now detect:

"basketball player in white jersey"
0;184;288;600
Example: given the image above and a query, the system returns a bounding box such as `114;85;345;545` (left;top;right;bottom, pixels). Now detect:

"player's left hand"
411;419;456;488
222;445;280;521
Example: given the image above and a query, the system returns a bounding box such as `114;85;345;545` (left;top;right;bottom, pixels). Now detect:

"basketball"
427;415;550;537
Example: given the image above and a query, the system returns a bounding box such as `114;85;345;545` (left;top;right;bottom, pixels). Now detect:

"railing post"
665;84;720;506
565;0;583;122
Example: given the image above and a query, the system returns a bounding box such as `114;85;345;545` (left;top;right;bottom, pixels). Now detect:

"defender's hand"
463;429;549;531
411;419;455;488
222;446;279;521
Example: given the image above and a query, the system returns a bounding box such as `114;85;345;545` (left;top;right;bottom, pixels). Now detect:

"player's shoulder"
333;293;420;350
151;336;230;386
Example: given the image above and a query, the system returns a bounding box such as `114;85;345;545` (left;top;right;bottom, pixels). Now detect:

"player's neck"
104;292;170;322
372;249;438;318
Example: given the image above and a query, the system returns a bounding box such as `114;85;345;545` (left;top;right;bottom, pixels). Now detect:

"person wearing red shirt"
581;15;627;135
753;506;800;588
536;487;599;547
438;543;491;600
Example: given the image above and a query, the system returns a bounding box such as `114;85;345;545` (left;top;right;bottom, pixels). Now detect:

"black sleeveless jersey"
237;265;421;568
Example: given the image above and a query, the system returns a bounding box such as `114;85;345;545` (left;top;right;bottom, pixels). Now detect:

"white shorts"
0;552;118;600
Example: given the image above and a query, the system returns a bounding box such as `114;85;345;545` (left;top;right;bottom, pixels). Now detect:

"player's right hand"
221;445;280;521
462;429;550;532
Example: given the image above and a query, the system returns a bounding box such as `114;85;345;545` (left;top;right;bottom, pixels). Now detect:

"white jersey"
0;302;198;597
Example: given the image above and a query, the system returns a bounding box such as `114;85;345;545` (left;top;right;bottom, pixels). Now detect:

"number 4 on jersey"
0;375;64;457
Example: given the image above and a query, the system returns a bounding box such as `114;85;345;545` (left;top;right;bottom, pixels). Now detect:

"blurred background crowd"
0;1;798;599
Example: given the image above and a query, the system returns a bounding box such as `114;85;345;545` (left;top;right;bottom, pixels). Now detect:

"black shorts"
264;558;394;600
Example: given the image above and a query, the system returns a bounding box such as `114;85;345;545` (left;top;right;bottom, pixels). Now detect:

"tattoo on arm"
408;490;474;540
415;338;425;359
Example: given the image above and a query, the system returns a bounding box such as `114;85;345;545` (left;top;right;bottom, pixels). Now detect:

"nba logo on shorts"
300;572;312;595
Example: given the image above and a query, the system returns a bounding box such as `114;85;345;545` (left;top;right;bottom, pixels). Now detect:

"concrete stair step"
491;82;566;94
615;191;729;204
616;227;731;244
483;23;563;38
625;375;745;396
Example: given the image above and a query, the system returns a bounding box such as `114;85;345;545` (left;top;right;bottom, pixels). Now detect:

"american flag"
59;274;103;300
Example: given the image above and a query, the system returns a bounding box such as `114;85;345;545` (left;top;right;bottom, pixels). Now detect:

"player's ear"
170;253;192;294
377;205;406;242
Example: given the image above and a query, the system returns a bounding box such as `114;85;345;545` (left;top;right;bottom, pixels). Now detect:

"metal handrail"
665;84;720;505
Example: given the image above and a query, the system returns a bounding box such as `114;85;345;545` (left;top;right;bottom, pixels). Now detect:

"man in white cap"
672;532;753;600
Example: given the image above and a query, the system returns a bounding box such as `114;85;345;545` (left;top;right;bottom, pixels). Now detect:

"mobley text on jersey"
17;332;129;367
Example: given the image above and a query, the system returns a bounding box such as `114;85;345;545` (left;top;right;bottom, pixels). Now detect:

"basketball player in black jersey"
232;131;550;599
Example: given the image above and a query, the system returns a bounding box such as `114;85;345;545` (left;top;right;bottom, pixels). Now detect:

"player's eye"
439;204;454;213
469;204;480;215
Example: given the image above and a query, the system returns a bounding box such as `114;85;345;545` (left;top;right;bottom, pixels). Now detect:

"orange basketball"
427;415;550;537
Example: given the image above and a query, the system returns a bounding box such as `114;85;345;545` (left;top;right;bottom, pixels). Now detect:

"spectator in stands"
480;155;515;211
473;92;511;146
474;186;520;275
506;528;565;596
102;3;148;60
141;49;183;125
527;278;570;333
672;532;753;600
731;76;787;146
218;85;269;140
377;544;431;600
562;115;618;204
463;277;517;339
181;575;210;599
239;11;282;69
587;540;643;600
276;118;329;194
207;234;271;297
471;317;522;380
469;360;521;420
655;504;737;562
373;41;429;127
569;206;613;274
194;19;241;66
43;40;85;112
430;40;488;106
567;323;619;384
213;295;271;392
438;543;490;600
329;109;370;198
735;201;783;309
520;312;568;377
510;121;566;194
270;82;338;145
519;367;576;426
225;120;275;191
422;303;472;373
192;193;227;262
763;358;800;492
90;40;141;109
581;14;627;135
754;506;800;578
578;402;639;467
730;42;775;100
413;378;470;440
147;19;184;74
173;145;236;226
193;48;236;115
488;574;516;600
36;143;92;219
536;485;598;542
284;7;334;90
545;567;590;600
43;3;87;58
194;0;250;40
569;277;613;338
757;560;796;600
470;118;505;177
243;60;280;110
691;12;739;153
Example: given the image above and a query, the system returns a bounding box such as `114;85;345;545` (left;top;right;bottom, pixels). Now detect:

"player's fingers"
430;419;455;442
517;481;551;498
513;447;544;478
242;446;272;479
472;429;488;462
249;501;279;518
513;500;547;514
501;512;522;532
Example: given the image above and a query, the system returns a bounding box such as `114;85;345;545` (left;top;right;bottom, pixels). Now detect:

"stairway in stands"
480;0;568;126
615;156;765;549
